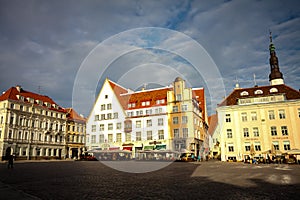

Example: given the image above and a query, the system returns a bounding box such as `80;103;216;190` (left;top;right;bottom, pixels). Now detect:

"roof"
65;108;86;123
218;84;300;107
0;86;66;112
107;79;206;113
120;87;172;109
192;88;205;119
207;114;218;136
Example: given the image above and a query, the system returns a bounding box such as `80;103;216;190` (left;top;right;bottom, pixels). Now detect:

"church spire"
268;31;284;85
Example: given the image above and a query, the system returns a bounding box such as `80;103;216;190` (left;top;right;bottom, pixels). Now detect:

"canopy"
284;149;300;155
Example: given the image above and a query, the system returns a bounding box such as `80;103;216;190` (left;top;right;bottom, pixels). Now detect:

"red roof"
208;114;218;136
0;86;66;113
107;79;206;114
192;88;205;118
218;84;300;107
65;108;86;123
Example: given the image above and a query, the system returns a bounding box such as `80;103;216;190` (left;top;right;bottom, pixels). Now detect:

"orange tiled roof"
65;108;86;122
0;86;66;113
192;88;205;118
208;114;218;136
218;84;300;107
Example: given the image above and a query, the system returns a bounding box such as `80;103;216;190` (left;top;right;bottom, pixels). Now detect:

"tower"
268;32;284;85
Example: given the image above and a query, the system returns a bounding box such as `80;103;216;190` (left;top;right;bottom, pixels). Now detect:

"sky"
1;0;300;117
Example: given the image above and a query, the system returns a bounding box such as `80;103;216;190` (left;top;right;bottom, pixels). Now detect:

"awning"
109;147;120;150
144;146;154;150
155;144;166;150
123;146;132;151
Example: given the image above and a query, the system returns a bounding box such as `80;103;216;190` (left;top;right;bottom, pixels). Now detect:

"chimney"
16;85;21;92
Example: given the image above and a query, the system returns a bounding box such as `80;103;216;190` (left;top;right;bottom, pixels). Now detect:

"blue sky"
1;0;300;116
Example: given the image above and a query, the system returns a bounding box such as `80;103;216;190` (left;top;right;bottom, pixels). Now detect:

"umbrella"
285;149;300;155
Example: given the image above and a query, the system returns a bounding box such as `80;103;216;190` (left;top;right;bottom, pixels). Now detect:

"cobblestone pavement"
0;160;300;200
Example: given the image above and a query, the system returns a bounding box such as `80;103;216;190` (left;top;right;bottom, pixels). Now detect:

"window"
147;131;152;140
279;109;286;119
241;112;247;122
268;110;275;120
240;91;249;96
147;120;152;127
228;144;234;152
91;135;96;143
273;141;279;150
100;124;104;131
227;129;232;138
251;112;257;121
116;122;122;130
105;95;108;99
173;129;179;138
107;113;112;119
136;120;141;128
101;104;105;111
182;116;188;124
117;133;122;142
107;103;112;110
158;130;164;140
283;141;290;151
225;114;231;122
158;118;163;126
146;109;152;115
172;106;178;112
173;117;179;124
108;123;113;130
95;115;99;121
108;134;113;143
125;133;131;142
176;94;182;101
281;126;288;136
182;128;188;138
99;134;104;143
254;89;263;94
243;128;249;137
113;112;118;119
253;127;259;137
271;126;277;136
136;132;141;141
298;108;300;118
181;105;188;111
254;142;261;151
101;114;105;120
91;125;96;132
245;143;250;151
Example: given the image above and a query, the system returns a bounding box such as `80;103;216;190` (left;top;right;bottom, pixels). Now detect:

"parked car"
180;153;196;162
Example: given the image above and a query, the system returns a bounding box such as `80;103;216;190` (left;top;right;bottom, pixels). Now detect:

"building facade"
86;77;209;158
65;108;86;159
215;34;300;161
0;85;67;160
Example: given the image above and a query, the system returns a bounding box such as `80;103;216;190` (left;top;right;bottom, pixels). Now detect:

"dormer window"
270;87;278;93
254;90;263;95
240;91;249;96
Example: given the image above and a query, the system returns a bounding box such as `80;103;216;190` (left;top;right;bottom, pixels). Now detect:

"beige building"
167;77;209;157
215;34;300;161
65;108;86;159
0;85;67;160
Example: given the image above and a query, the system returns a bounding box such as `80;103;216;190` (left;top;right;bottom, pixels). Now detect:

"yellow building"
65;108;86;159
167;77;209;158
215;34;300;161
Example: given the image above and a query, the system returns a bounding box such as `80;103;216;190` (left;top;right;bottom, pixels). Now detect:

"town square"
1;160;300;199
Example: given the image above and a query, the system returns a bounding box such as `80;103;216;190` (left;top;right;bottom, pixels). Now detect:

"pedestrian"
7;154;14;169
197;155;201;162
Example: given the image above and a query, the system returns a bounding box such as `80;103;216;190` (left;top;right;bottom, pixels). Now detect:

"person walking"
7;154;14;169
